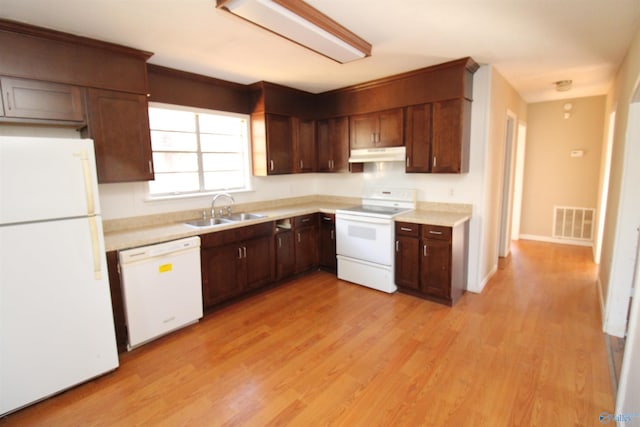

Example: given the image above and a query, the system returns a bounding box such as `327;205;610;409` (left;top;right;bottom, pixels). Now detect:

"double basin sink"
184;212;266;229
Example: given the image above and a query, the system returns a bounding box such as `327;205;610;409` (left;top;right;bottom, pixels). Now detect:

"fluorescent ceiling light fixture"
217;0;372;63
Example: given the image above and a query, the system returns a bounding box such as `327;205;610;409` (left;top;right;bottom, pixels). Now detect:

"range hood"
348;146;406;163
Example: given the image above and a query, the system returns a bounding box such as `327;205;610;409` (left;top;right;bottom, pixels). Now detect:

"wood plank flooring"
0;240;613;426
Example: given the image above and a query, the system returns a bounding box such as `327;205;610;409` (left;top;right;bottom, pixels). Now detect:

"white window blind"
148;103;250;197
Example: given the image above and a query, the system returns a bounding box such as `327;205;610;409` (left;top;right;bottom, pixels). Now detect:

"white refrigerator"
0;136;119;416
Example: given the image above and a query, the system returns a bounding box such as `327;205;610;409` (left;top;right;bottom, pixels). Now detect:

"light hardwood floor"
0;240;613;426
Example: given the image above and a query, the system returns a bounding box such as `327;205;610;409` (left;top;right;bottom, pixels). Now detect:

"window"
147;103;251;197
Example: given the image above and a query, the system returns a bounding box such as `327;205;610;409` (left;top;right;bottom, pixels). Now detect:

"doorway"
498;111;518;258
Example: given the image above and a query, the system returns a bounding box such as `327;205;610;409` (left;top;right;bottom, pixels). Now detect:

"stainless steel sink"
227;213;266;221
184;218;234;228
184;213;266;228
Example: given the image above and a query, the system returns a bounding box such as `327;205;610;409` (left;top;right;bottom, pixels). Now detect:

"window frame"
146;102;252;200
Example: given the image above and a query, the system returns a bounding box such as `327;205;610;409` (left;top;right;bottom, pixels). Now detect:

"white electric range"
335;188;416;293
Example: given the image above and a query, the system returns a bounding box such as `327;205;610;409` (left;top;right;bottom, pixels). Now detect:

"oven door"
336;213;394;266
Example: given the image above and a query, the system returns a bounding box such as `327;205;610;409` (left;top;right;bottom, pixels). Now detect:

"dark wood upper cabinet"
252;112;294;175
405;103;433;173
293;117;316;173
432;98;471;173
317;116;351;172
0;76;84;123
349;108;403;149
82;88;154;183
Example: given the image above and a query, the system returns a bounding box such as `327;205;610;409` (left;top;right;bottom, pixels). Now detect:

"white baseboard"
519;234;593;247
468;263;498;294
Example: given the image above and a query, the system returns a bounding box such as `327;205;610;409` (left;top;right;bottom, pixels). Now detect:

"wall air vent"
552;206;595;241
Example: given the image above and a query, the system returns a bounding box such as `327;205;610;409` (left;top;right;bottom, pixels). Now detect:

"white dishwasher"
118;236;203;350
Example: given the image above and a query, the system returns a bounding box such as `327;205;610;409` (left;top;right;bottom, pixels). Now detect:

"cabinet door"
350;113;377;149
294;118;316;172
330;116;351;172
316;119;332;172
377;108;403;147
405;103;432;173
319;215;336;272
265;113;293;174
395;235;420;290
275;230;295;280
317;117;350;172
84;88;154;183
1;76;84;122
244;235;274;290
294;225;318;274
420;238;451;299
201;244;243;308
432;99;464;173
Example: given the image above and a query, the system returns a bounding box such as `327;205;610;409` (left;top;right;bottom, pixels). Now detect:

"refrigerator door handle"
76;149;96;216
88;216;103;280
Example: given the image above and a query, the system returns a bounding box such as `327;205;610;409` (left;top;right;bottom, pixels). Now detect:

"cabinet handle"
423;244;428;257
429;230;443;235
278;236;282;248
331;229;335;240
148;160;153;174
395;241;399;252
270;159;275;171
322;216;331;221
238;247;243;259
302;218;310;223
300;160;304;169
371;133;375;143
433;156;437;168
400;227;413;232
5;92;11;110
297;232;301;243
243;246;247;258
406;156;410;167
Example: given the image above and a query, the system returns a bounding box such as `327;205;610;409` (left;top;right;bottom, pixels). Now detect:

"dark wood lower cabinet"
395;220;468;306
395;235;420;290
319;214;337;273
200;222;274;310
106;251;128;353
293;214;319;275
275;229;295;280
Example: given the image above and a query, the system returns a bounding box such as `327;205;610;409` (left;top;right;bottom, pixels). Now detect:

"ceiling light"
555;80;572;92
216;0;372;63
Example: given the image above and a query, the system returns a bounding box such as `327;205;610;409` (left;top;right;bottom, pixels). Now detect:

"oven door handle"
336;213;391;225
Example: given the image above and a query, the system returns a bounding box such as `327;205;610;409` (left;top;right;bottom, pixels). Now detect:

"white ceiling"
1;0;639;103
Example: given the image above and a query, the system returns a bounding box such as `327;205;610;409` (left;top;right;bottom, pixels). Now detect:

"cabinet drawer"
319;213;335;224
395;221;419;237
294;214;317;228
422;225;452;241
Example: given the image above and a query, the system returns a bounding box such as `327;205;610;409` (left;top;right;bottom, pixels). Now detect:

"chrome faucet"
211;193;234;218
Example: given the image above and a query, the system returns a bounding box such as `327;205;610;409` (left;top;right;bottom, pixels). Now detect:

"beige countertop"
103;199;471;252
